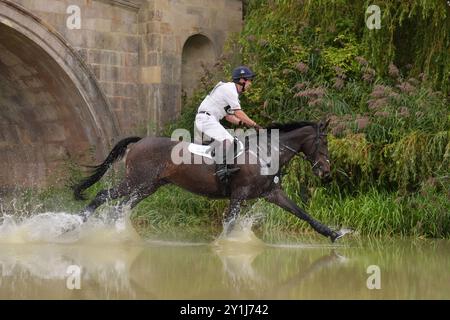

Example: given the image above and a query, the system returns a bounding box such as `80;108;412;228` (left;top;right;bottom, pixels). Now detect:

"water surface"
0;212;449;299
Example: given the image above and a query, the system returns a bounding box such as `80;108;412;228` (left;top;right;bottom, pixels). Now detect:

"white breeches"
194;113;234;144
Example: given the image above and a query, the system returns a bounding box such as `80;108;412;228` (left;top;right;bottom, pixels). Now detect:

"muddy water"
0;212;449;299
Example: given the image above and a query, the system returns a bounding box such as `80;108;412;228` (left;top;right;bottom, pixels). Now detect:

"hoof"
330;231;345;243
61;224;77;234
80;210;92;223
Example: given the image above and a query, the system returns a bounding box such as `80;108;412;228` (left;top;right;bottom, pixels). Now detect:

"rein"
281;124;326;169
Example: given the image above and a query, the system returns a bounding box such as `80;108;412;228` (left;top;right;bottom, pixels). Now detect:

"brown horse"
73;120;344;242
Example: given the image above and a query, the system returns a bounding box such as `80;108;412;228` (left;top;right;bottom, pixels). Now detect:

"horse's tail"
72;136;142;200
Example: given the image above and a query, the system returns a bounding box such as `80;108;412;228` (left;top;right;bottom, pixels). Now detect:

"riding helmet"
232;66;256;82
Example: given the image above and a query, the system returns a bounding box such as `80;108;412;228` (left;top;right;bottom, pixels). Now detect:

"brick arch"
0;1;119;191
181;33;217;102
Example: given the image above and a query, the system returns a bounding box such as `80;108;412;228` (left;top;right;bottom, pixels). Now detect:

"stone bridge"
0;0;242;191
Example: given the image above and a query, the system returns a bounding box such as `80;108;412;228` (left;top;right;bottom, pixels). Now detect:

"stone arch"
181;33;216;103
0;1;119;191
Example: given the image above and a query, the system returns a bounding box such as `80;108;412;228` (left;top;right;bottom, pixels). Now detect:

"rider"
195;66;262;183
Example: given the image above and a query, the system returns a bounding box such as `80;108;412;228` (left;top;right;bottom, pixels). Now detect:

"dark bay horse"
73;120;344;242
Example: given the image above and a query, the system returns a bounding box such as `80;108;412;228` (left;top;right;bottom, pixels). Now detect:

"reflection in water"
213;215;266;292
272;250;347;299
0;244;143;299
0;208;143;299
214;240;265;291
0;211;450;299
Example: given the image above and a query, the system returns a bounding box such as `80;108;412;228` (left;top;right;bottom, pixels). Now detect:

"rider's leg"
195;114;240;182
214;138;240;183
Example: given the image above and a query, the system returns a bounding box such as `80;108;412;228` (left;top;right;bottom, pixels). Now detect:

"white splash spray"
0;203;141;244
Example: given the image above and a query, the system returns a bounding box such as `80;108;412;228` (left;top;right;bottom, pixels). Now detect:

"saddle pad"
188;143;214;159
187;141;244;160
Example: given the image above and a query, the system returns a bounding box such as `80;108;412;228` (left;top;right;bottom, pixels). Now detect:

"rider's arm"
222;85;261;129
225;115;242;125
233;110;261;128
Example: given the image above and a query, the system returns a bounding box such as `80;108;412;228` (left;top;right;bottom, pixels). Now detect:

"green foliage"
155;0;450;237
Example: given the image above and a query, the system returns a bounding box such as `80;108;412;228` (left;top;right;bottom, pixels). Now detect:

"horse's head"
303;120;331;180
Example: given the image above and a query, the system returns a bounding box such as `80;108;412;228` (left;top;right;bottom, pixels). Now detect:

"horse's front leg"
265;188;343;242
223;198;242;235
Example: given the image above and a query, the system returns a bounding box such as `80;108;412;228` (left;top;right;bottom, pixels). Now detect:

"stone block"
118;35;139;52
145;33;161;50
121;52;139;67
41;122;66;142
90;64;101;79
99;81;115;95
32;105;58;122
33;91;56;105
27;0;66;14
159;83;181;124
17;128;37;145
13;64;34;77
162;35;176;53
44;143;68;161
121;97;138;110
65;29;85;47
87;49;101;64
108;96;122;111
139;21;160;34
0;125;20;143
140;66;161;83
146;51;159;65
160;22;172;34
100;65;119;81
100;82;138;97
122;83;138;97
91;32;115;50
111;18;137;33
84;18;112;32
122;66;139;82
160;54;180;82
104;51;120;65
0;48;22;66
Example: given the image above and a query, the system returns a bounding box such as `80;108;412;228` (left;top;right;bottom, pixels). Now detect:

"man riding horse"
73;66;345;242
195;66;262;184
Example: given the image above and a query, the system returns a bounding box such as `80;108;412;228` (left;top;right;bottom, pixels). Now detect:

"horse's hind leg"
122;180;168;210
97;181;166;224
81;181;132;221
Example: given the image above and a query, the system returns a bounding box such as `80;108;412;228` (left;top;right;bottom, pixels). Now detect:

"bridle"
281;124;329;170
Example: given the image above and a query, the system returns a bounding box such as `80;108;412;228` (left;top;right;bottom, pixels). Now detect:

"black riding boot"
214;142;240;184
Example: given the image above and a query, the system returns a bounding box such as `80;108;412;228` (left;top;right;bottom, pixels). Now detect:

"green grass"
130;185;227;239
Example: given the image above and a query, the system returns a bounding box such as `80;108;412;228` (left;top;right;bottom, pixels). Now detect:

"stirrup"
215;165;240;181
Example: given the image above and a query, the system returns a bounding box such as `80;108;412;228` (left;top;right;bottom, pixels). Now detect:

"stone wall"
139;0;243;131
10;0;143;134
0;0;242;189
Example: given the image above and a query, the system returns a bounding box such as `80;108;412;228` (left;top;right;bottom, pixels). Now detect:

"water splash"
214;211;265;247
0;205;141;244
338;227;355;237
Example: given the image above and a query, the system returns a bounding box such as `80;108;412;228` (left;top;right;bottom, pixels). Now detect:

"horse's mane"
265;121;317;132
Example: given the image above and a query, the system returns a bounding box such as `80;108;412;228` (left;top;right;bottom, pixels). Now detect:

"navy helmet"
232;66;256;82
